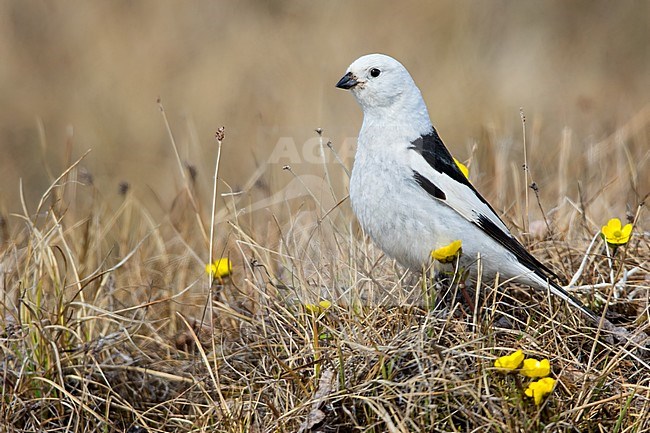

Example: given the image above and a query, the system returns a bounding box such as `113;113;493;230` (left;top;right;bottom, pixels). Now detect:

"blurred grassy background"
1;0;648;222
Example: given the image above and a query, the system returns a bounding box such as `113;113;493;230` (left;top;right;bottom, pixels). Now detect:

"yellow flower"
494;349;525;371
525;377;556;405
601;218;633;246
431;240;462;263
205;258;233;279
453;157;469;179
520;358;551;378
305;300;332;314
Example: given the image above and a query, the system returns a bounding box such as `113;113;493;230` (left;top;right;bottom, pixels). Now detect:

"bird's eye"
370;68;381;78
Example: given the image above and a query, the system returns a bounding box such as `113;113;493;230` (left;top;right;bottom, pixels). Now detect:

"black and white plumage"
336;53;597;322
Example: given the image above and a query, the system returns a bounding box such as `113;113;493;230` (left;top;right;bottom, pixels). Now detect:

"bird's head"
336;54;425;118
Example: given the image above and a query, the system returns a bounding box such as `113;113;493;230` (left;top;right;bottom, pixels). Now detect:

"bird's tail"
528;272;599;324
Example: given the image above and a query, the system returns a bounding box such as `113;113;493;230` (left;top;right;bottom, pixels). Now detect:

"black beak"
335;72;359;89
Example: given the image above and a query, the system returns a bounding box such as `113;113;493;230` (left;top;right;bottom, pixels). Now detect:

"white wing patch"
408;151;511;236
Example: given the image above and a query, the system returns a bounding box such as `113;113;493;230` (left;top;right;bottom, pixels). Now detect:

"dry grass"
1;103;649;432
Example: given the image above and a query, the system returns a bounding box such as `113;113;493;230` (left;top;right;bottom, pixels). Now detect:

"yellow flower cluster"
601;218;633;246
521;358;550;378
205;258;233;279
525;377;557;405
494;350;556;405
431;240;463;263
305;300;332;314
493;349;524;370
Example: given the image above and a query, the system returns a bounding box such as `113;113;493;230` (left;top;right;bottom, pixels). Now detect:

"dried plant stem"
567;232;601;287
208;129;225;281
520;108;530;232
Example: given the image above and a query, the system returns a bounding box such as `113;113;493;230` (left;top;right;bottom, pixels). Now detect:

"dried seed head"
215;126;226;142
118;181;130;196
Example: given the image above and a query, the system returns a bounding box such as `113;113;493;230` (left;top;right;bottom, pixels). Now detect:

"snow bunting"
336;53;597;321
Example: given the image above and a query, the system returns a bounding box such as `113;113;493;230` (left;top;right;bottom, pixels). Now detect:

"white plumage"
336;53;597;322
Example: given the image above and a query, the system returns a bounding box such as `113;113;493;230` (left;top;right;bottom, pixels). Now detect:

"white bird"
336;53;598;322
